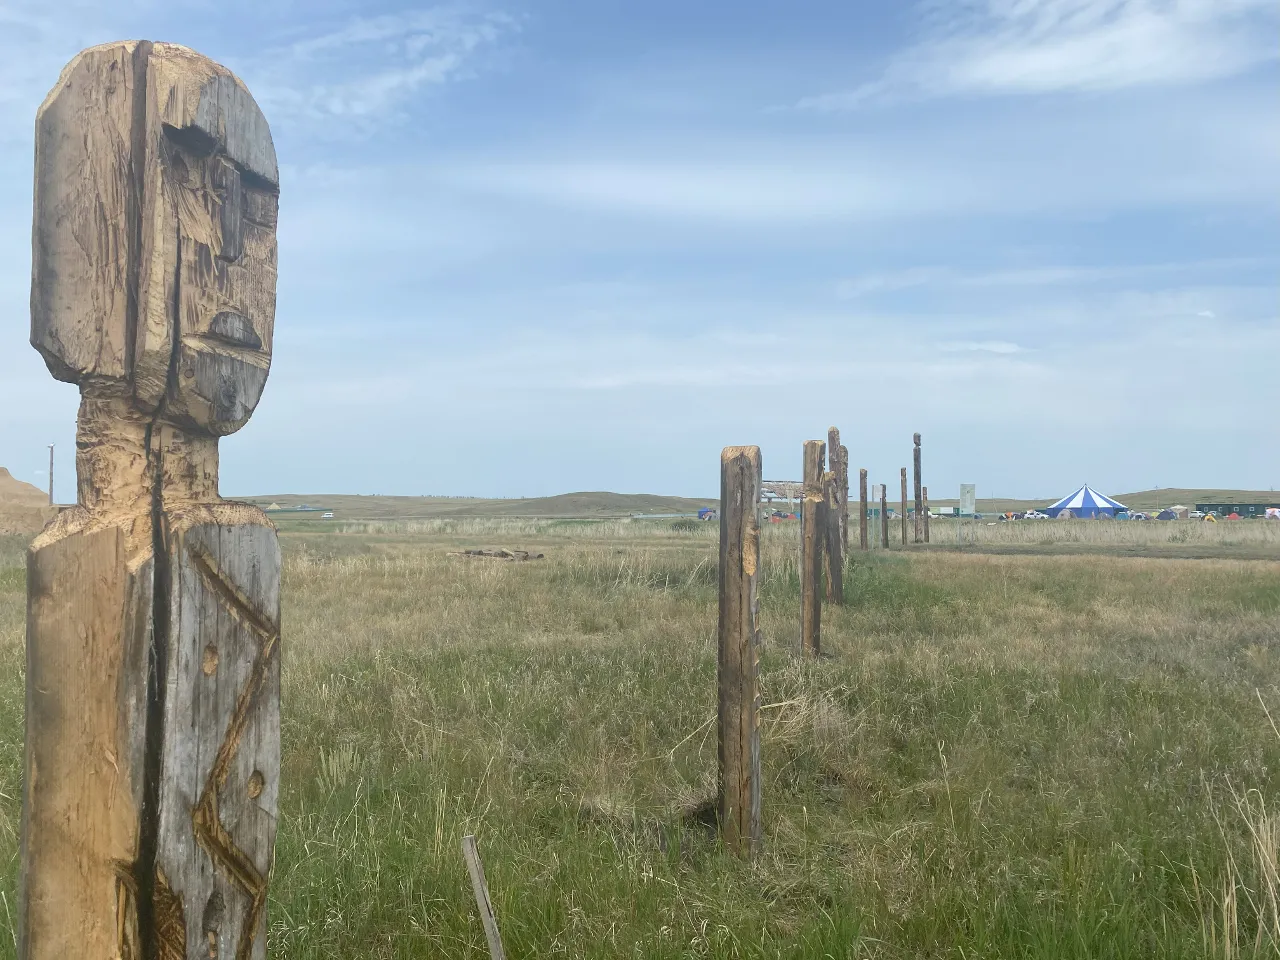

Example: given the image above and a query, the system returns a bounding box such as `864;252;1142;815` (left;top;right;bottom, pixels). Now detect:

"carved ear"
31;42;149;386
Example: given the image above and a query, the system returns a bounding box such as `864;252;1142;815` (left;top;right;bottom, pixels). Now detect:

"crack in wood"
185;539;278;959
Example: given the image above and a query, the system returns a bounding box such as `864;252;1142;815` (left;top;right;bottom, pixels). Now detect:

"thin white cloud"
249;8;517;124
937;340;1027;354
836;258;1272;298
800;0;1280;109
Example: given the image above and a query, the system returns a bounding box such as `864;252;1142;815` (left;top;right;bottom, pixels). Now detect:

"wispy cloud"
835;258;1271;298
800;0;1280;109
248;7;517;125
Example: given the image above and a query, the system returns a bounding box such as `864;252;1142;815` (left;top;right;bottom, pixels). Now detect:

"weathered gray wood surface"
463;835;508;960
800;441;824;656
923;486;931;544
858;468;869;551
913;433;923;544
824;471;843;606
900;467;908;546
881;487;890;548
155;508;280;960
717;446;761;855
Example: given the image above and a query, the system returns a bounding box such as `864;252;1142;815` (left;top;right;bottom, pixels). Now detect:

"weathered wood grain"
913;433;923;544
800;441;824;656
717;446;761;855
824;471;843;606
22;516;152;958
154;507;280;960
858;468;869;551
23;40;280;960
462;835;507;960
900;467;908;546
923;486;931;544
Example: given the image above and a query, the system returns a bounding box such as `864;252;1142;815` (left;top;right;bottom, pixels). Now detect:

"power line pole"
47;443;54;505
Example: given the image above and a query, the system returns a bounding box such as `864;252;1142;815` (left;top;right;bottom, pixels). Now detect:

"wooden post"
46;444;53;505
923;486;931;543
913;432;923;543
828;428;848;553
462;835;508;960
23;43;282;959
718;446;762;854
824;470;843;606
839;444;850;552
800;440;824;656
858;468;869;550
900;467;909;546
880;486;890;548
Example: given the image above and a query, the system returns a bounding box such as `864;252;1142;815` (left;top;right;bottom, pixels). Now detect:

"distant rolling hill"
245;487;1274;522
245;491;717;520
0;466;56;535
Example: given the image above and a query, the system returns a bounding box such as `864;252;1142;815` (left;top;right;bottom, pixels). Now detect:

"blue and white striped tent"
1045;485;1128;518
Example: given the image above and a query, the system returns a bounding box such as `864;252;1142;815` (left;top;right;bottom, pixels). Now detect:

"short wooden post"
880;485;890;548
923;486;931;543
858;468;869;550
23;43;282;958
717;446;762;855
800;440;824;656
913;433;923;543
900;467;909;546
824;470;843;605
462;835;508;960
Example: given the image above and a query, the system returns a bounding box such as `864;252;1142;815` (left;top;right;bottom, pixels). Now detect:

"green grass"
0;524;1278;957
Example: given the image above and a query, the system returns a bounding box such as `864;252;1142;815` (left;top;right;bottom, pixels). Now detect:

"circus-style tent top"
1045;485;1128;518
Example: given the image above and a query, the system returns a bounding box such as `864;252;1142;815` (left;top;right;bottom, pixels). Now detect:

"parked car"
1024;510;1050;520
322;511;335;519
1189;511;1205;519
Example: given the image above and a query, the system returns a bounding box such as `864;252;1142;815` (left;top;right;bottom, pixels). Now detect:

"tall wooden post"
23;43;282;959
824;469;843;606
923;486;931;543
46;444;53;505
858;468;869;550
839;444;849;552
718;447;761;855
913;432;923;543
900;467;909;546
800;440;824;656
880;486;890;548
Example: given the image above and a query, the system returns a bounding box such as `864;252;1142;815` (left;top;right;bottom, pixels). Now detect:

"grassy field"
0;522;1279;957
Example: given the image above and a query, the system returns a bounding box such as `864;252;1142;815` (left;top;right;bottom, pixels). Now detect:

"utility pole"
47;444;54;505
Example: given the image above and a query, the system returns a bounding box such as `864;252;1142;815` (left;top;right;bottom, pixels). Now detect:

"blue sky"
2;0;1277;501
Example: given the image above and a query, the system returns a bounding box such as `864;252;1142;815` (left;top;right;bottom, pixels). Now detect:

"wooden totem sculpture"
22;42;280;959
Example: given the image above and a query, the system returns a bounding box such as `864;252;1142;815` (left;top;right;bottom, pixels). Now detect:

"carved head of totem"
32;41;278;436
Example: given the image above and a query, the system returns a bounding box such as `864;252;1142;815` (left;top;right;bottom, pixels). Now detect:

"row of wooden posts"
716;429;927;855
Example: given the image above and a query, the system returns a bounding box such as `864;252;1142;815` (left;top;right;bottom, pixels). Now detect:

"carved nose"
208;312;261;350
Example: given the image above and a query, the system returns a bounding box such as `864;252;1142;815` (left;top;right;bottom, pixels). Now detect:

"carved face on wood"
31;41;279;437
157;115;279;435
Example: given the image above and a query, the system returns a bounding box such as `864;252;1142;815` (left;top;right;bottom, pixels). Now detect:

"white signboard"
960;484;977;516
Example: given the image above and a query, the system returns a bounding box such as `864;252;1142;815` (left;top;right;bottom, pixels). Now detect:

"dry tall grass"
0;525;1276;957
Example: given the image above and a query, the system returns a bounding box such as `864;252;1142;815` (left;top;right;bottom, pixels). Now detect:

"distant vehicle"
1189;511;1205;519
1024;510;1050;520
322;511;335;519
